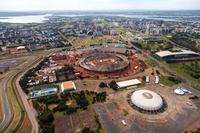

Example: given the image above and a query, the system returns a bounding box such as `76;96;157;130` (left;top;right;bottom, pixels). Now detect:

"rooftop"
117;79;141;88
156;50;199;58
131;90;163;111
61;81;76;92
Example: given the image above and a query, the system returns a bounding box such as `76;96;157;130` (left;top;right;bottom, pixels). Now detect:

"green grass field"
159;76;179;87
144;58;158;67
67;35;124;48
167;62;200;85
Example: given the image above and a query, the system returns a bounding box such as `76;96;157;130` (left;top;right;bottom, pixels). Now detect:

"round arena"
79;52;129;73
128;90;167;114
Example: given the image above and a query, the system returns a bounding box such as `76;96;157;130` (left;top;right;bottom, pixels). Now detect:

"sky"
0;0;200;11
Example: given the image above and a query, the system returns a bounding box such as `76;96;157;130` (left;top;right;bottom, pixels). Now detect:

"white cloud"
0;0;199;11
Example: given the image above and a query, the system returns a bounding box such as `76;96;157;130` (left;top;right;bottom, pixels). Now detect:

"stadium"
74;47;145;78
79;52;129;73
54;45;145;79
127;90;167;114
156;49;200;62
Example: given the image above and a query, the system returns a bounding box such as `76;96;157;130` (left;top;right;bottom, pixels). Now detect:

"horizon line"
0;9;200;12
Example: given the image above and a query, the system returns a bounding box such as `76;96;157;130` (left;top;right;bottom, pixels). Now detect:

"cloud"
0;0;199;11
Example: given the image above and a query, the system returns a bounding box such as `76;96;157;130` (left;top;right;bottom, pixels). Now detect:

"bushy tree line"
32;90;107;132
32;101;55;133
182;62;200;79
167;76;182;84
171;33;200;52
19;58;49;93
38;109;54;133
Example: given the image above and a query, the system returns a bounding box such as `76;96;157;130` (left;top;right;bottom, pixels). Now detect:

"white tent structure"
117;79;141;88
131;90;163;111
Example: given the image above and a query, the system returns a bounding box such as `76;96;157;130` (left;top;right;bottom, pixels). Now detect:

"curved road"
0;72;15;130
15;57;43;133
0;56;42;133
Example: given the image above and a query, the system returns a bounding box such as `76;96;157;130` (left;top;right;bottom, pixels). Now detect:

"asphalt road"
15;56;43;133
0;56;42;133
0;71;15;131
0;49;60;132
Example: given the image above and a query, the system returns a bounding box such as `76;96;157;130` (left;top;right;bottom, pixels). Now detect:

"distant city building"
7;46;28;54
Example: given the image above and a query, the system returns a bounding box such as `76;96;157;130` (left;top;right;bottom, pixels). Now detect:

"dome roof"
174;89;185;95
131;90;163;111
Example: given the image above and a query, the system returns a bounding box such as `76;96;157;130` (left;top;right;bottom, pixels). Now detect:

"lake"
0;14;51;23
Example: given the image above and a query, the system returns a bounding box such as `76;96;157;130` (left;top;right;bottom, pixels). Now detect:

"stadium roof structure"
155;50;200;58
61;81;76;92
79;52;129;73
117;79;141;88
131;90;163;111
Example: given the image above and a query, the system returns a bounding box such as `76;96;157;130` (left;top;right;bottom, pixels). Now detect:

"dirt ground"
18;115;32;133
0;99;3;123
95;85;200;133
54;108;98;133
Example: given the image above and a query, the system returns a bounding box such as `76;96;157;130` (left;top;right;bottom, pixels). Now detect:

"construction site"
44;45;145;80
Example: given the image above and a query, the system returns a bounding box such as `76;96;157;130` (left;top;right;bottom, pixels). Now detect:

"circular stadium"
79;52;129;73
128;90;167;114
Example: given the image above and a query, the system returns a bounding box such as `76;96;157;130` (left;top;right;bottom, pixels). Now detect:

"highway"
0;48;60;132
15;56;43;133
0;71;15;130
0;56;42;133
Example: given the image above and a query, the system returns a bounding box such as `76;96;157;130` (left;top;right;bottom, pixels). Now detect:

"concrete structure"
174;89;185;95
145;76;150;83
17;46;26;50
156;50;200;62
131;90;163;111
155;76;159;84
7;46;28;54
30;86;58;98
61;81;76;92
117;79;141;88
174;87;192;95
79;52;129;73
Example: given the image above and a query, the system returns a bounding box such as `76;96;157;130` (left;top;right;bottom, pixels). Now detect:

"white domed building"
130;90;164;112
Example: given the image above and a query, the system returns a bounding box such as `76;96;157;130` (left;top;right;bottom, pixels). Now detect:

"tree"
38;111;54;123
99;82;107;88
82;128;95;133
73;91;89;109
53;101;68;112
96;92;107;102
109;80;118;90
142;76;146;82
168;76;181;84
32;100;42;112
40;123;54;133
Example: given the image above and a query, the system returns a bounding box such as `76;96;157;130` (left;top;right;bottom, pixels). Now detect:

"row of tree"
19;58;49;93
99;80;118;90
171;33;200;52
181;62;200;79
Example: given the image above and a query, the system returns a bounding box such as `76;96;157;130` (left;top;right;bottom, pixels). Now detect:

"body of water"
0;14;51;23
0;11;199;23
